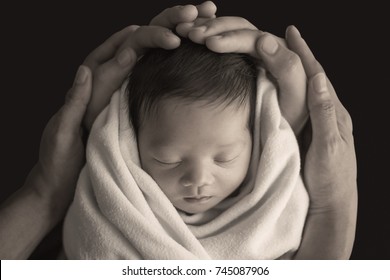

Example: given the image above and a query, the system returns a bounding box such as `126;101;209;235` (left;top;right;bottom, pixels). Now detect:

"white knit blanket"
62;68;309;259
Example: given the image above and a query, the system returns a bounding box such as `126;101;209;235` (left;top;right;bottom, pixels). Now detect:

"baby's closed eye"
153;157;182;166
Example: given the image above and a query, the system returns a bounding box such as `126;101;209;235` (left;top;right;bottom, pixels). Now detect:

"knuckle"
310;60;324;75
206;16;227;27
213;16;224;24
53;111;70;138
194;18;208;25
64;88;74;104
338;108;354;132
323;135;343;156
83;53;99;70
319;99;336;116
166;6;180;18
94;66;110;83
161;7;171;15
279;52;302;77
310;99;336;119
238;17;255;29
313;60;323;71
339;109;352;125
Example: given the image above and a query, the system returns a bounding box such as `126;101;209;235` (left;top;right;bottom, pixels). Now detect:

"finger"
205;29;261;57
61;66;92;134
307;73;340;143
255;34;308;134
285;26;344;106
196;1;217;17
116;26;181;56
285;26;324;75
176;18;211;37
150;1;217;28
84;25;137;70
188;16;258;44
149;5;198;28
286;25;353;134
204;29;284;56
84;48;137;130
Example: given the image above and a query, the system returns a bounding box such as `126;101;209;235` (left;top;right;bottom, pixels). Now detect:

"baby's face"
138;98;252;214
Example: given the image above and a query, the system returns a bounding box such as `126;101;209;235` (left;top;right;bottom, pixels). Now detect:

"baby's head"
127;39;257;214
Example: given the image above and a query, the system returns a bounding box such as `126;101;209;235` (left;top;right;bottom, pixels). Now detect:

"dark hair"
127;38;257;134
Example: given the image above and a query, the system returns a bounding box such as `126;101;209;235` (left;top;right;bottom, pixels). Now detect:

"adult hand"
285;26;357;211
0;66;92;259
36;66;92;215
83;1;217;130
285;26;357;259
177;16;308;135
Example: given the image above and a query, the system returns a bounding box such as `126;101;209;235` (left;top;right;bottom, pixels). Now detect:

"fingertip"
197;1;217;17
188;29;206;44
73;65;90;86
67;65;92;104
205;35;224;52
259;34;279;56
291;25;301;37
285;25;301;43
176;22;194;37
162;30;181;49
178;4;198;22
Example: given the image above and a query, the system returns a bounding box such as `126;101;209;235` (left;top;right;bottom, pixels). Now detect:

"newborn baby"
62;39;309;259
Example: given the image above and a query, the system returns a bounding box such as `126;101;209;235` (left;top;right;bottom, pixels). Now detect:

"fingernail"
313;73;328;94
285;25;292;40
192;25;207;33
117;48;133;66
262;35;278;55
210;35;223;40
74;65;88;85
164;30;177;37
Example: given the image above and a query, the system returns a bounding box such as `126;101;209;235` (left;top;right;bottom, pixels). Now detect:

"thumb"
61;65;92;134
308;73;340;143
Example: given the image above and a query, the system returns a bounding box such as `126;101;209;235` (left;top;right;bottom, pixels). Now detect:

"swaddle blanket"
63;67;309;259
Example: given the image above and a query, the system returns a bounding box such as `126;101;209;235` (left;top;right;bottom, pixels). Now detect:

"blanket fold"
63;67;309;259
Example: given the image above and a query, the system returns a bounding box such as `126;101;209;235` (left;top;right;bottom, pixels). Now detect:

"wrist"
295;190;358;260
308;185;358;215
25;163;70;227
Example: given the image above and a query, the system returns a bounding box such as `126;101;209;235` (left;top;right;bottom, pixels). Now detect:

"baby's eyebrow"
148;139;177;149
217;140;245;149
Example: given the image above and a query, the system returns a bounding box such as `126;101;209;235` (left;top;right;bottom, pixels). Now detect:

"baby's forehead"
143;95;251;119
140;97;250;141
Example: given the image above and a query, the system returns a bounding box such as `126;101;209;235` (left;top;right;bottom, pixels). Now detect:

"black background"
1;0;389;259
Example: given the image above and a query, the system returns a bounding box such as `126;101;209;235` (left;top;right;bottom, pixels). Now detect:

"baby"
63;37;308;259
127;39;257;215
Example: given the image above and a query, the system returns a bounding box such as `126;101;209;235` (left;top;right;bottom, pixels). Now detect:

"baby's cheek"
218;167;247;192
149;168;178;192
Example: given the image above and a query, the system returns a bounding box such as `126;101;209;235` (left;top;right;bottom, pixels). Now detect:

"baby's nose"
180;163;214;188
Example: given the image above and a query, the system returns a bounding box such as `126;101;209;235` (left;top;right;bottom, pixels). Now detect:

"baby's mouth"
184;196;212;203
